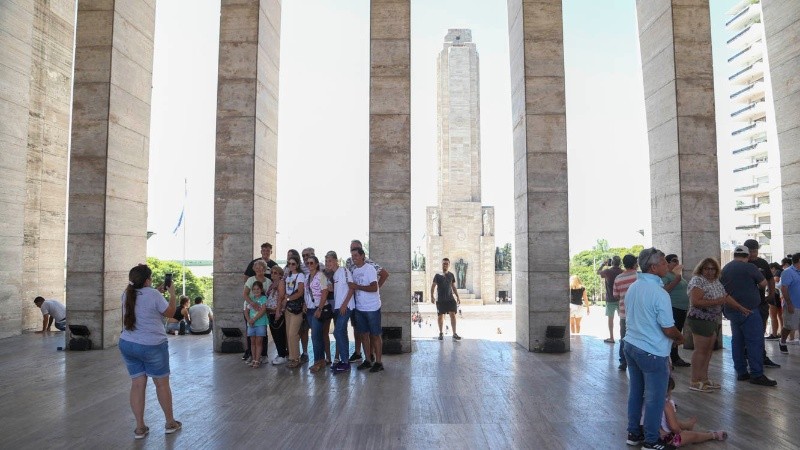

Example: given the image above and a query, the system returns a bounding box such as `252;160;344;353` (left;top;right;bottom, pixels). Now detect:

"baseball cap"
743;239;759;251
733;245;750;256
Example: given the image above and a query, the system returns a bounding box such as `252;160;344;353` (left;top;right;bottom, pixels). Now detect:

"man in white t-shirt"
33;297;67;332
188;297;213;335
345;239;389;363
349;247;384;373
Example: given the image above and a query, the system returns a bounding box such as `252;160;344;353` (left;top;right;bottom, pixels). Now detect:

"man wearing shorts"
345;239;389;363
598;256;623;343
431;258;461;340
349;247;384;373
779;253;800;354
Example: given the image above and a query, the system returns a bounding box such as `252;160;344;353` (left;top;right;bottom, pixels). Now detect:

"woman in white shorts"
569;275;590;334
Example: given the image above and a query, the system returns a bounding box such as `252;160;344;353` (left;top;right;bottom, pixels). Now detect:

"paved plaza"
1;310;799;449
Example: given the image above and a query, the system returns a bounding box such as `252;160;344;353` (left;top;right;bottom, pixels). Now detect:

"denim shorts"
247;325;267;337
354;309;382;336
119;339;170;379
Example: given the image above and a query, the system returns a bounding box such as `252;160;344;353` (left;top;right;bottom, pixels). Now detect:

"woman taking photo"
304;255;330;373
243;259;271;364
119;264;182;439
266;265;289;365
284;255;306;369
686;257;750;392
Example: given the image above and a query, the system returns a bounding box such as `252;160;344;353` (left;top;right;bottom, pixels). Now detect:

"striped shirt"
613;270;638;319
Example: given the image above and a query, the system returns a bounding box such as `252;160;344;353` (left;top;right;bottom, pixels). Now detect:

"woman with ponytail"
119;264;182;440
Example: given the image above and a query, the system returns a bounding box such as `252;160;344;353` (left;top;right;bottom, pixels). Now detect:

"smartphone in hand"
164;273;173;288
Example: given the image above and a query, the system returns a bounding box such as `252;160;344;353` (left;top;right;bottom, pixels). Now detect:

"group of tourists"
575;240;800;450
241;241;388;375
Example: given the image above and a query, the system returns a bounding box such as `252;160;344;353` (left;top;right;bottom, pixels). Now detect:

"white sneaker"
271;356;287;365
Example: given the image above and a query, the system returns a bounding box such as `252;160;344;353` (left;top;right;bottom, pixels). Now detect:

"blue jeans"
725;308;764;377
334;309;352;362
307;308;325;363
624;343;670;444
619;318;626;365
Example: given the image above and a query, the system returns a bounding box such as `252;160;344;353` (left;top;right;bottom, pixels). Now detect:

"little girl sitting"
658;376;728;447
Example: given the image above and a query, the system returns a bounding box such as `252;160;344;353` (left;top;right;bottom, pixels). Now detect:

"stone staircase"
457;289;484;306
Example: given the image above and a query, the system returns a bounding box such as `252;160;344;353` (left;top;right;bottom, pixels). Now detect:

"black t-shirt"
599;266;623;302
720;260;765;309
748;257;771;302
433;272;456;302
243;258;277;277
570;288;585;306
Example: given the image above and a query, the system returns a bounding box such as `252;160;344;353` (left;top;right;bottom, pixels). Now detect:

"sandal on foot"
165;420;182;434
711;430;728;441
286;359;300;368
689;381;714;393
603;338;615;343
703;379;721;389
251;360;261;368
134;426;150;439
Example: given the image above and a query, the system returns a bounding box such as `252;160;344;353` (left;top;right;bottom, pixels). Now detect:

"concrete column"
67;0;156;348
507;0;570;351
635;0;720;268
23;0;76;330
369;0;411;352
0;0;35;339
213;0;280;352
762;1;800;252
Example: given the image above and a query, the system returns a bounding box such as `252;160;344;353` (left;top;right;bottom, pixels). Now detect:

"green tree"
568;240;644;303
145;257;214;306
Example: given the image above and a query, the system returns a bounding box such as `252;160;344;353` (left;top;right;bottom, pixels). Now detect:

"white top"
352;263;380;311
332;267;354;310
120;287;169;346
284;272;306;301
304;272;329;309
40;300;66;322
188;304;212;331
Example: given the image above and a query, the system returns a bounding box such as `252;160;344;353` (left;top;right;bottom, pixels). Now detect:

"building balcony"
729;60;764;85
727;23;764;50
735;203;770;216
728;41;764;67
735;223;762;231
726;2;762;31
731;101;766;121
731;121;767;140
732;140;768;157
733;160;768;178
730;79;765;103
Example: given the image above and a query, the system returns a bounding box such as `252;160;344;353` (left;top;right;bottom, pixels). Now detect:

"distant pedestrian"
662;254;691;367
33;297;66;333
598;256;623;343
612;254;638;371
568;275;589;334
431;258;461;340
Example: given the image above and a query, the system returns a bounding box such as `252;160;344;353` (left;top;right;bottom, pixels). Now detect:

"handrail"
726;5;750;27
731;103;757;118
728;45;752;63
730;79;764;99
733;163;758;173
728;59;762;82
727;25;752;45
732;123;757;136
735;203;760;211
734;183;759;192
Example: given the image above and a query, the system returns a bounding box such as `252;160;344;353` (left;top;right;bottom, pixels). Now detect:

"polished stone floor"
1;325;798;449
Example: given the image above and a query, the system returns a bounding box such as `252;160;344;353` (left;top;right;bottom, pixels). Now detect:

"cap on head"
622;254;637;269
733;245;750;257
743;239;759;251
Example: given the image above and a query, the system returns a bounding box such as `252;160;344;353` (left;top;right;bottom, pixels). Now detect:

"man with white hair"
622;248;684;449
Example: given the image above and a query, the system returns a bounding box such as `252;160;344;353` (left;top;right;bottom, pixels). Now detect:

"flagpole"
182;178;187;296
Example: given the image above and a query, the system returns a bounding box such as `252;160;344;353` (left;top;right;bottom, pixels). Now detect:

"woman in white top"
304;254;330;373
326;251;354;374
283;255;306;369
119;264;182;439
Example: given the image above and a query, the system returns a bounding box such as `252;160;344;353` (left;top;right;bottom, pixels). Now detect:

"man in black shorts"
431;258;461;340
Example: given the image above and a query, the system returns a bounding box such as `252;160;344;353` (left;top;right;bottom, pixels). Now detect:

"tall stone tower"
427;29;495;304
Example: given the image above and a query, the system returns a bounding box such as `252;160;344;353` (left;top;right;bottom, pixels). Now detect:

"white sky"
146;0;739;262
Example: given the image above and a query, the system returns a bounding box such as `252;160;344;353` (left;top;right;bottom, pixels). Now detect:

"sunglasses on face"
307;261;316;266
288;262;297;267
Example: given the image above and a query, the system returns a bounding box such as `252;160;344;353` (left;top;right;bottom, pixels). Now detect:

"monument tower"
427;29;495;304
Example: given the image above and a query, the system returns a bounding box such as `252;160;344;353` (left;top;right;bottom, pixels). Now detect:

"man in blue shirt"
623;248;684;450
